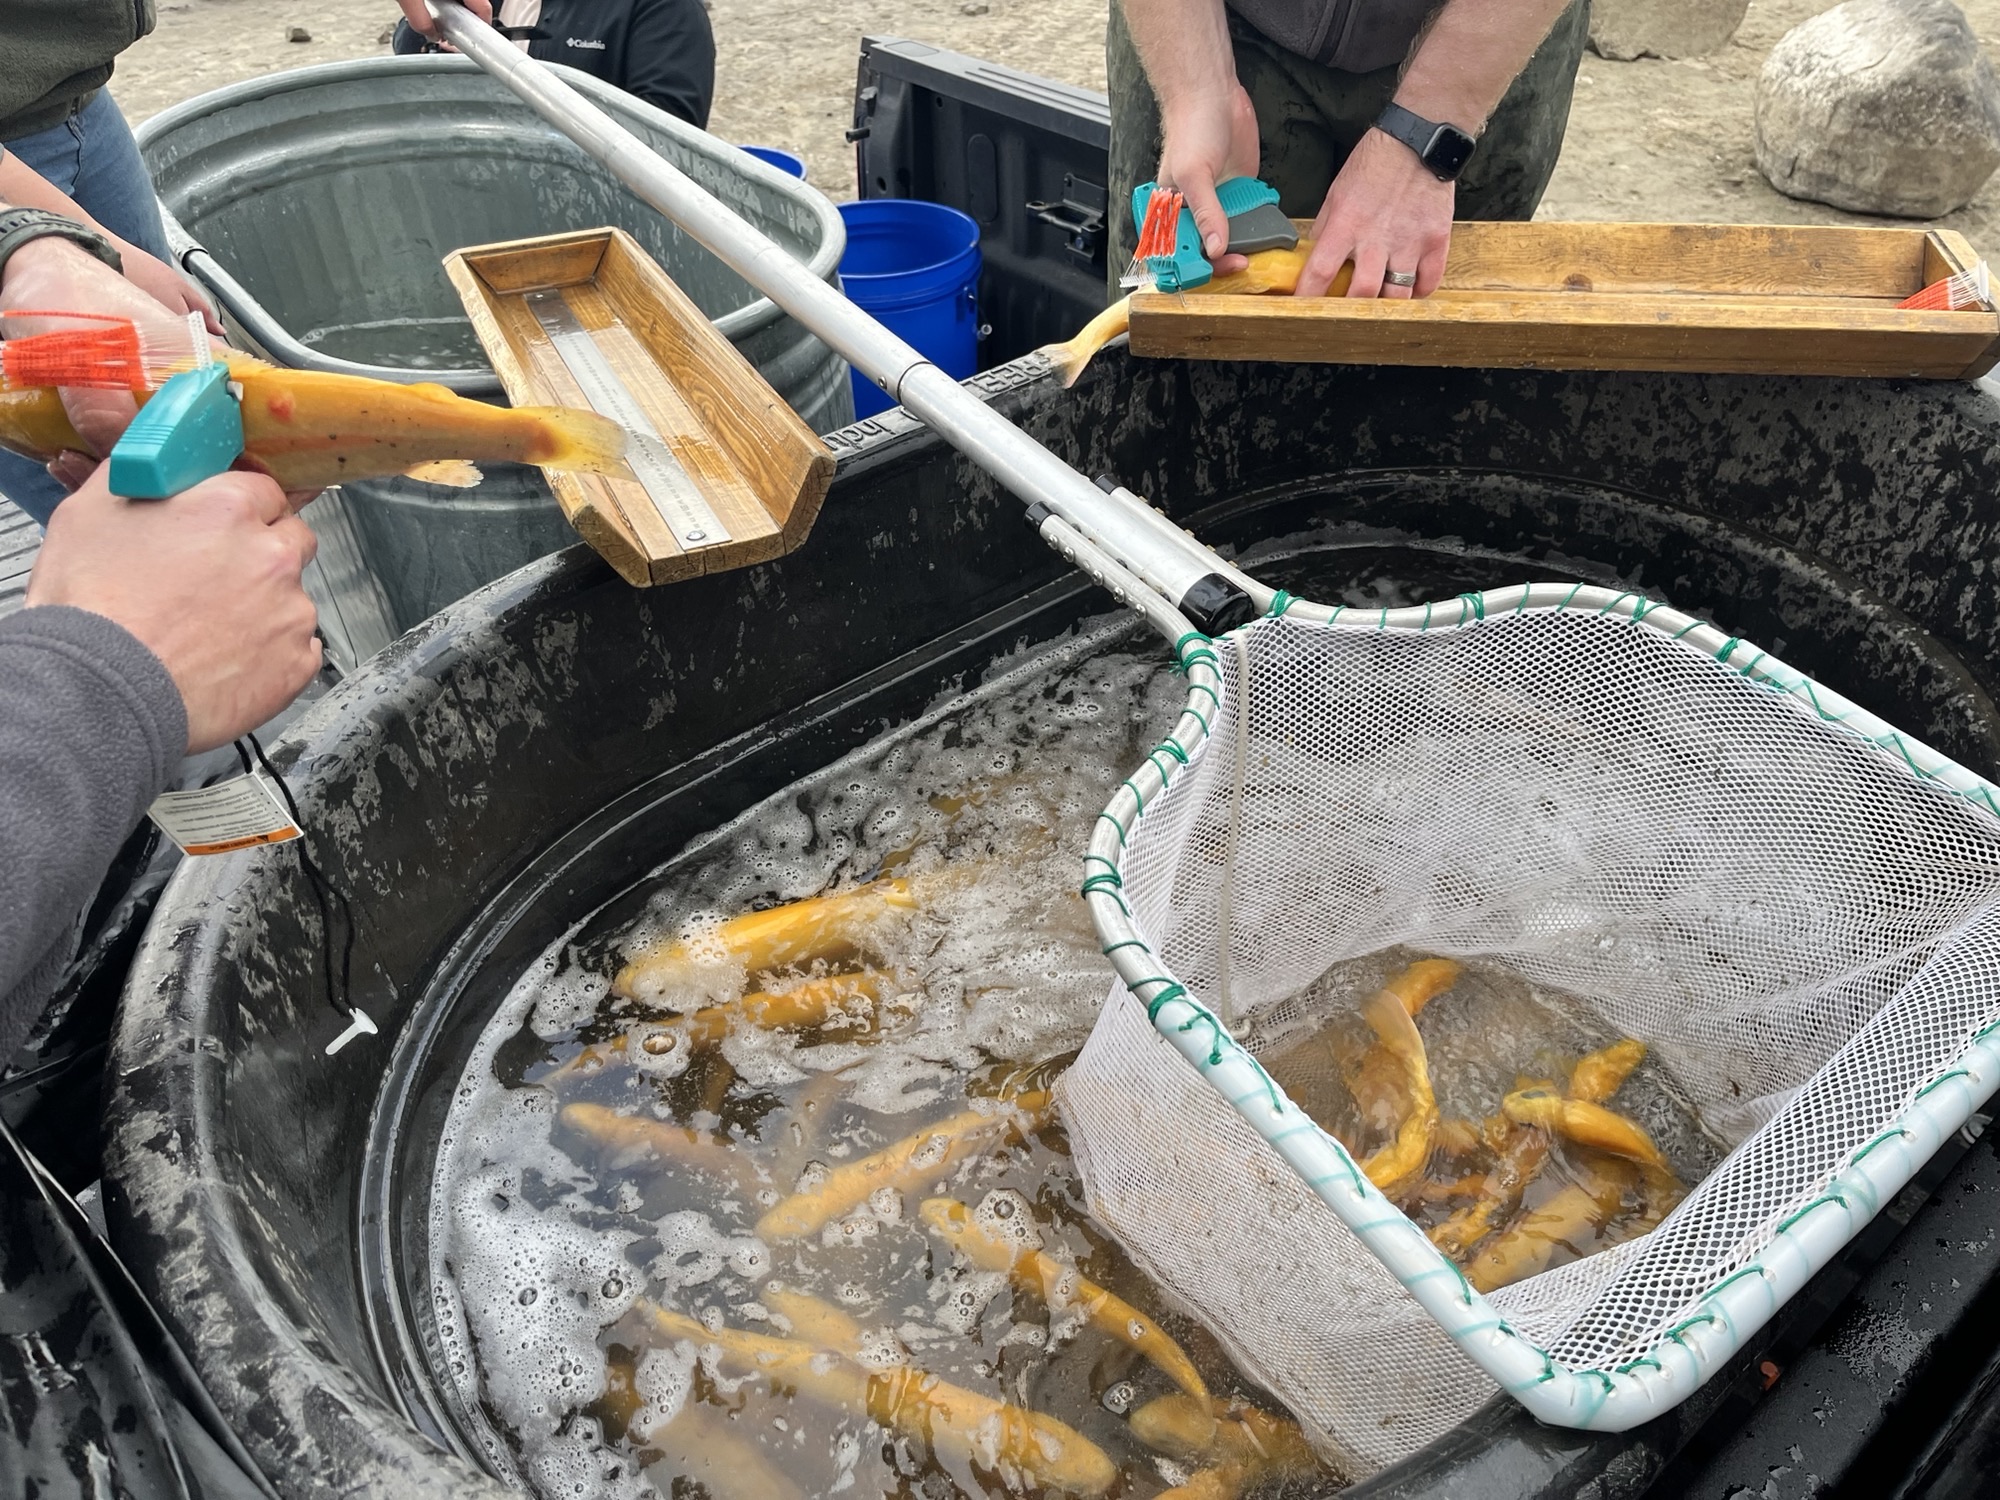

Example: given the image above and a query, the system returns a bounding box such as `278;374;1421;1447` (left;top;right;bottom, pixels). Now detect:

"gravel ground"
111;0;2000;243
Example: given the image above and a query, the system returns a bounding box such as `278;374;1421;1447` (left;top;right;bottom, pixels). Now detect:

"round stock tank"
103;351;2000;1499
134;57;853;642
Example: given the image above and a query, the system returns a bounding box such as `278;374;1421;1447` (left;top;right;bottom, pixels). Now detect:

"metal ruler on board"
524;288;730;550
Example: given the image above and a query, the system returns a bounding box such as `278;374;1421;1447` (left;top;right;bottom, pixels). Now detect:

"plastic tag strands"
0;311;203;391
1898;261;1992;312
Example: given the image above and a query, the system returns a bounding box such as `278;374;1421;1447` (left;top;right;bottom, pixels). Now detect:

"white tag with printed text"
148;775;303;856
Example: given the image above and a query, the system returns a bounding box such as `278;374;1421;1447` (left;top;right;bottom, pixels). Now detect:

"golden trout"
755;1090;1051;1242
1350;959;1460;1190
920;1196;1208;1400
637;1301;1118;1495
0;353;627;493
1039;244;1354;388
614;879;917;1001
1128;1393;1322;1488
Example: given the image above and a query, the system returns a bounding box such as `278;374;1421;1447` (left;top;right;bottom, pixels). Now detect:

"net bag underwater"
1059;583;2000;1478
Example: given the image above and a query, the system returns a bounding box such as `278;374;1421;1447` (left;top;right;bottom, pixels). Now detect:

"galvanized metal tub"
135;57;852;650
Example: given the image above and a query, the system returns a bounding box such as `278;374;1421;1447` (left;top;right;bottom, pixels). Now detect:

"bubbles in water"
933;1270;1007;1336
972;1190;1042;1251
821;1213;881;1250
632;1342;696;1439
651;1211;731;1292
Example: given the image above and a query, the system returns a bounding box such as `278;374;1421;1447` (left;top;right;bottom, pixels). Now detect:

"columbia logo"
566;36;606;48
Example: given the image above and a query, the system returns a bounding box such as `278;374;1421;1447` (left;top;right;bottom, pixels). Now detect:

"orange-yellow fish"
1464;1158;1638;1293
1038;244;1354;388
755;1091;1051;1242
637;1301;1117;1495
920;1196;1208;1399
0;353;627;492
1128;1393;1322;1489
1350;958;1460;1190
614;880;917;1000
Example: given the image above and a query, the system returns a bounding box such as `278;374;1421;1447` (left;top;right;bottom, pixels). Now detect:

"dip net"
1059;585;2000;1477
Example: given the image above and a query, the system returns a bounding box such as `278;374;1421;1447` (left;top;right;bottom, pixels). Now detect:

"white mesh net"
1059;607;2000;1478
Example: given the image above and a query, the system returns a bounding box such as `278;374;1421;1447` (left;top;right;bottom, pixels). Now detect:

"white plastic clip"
324;1007;379;1056
187;311;212;371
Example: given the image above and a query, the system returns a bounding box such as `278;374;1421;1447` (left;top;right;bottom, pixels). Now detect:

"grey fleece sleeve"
0;606;186;1064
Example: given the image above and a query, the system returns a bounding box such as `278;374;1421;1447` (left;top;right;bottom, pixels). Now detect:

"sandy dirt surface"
114;0;2000;243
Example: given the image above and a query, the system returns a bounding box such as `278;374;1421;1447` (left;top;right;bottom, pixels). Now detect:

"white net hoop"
1060;587;2000;1477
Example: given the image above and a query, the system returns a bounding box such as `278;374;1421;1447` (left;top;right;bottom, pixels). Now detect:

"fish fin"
402;458;484;488
1038;295;1132;391
516;406;630;476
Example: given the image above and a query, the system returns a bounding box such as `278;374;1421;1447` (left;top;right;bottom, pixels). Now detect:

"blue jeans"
0;89;173;525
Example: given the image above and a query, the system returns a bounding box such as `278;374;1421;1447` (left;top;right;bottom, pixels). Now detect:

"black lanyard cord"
232;734;360;1024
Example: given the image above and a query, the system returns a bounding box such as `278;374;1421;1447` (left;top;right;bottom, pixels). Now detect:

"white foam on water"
428;623;1263;1497
631;1342;697;1438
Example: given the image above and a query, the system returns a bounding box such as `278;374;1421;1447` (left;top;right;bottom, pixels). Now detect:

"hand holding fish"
0;235;214;470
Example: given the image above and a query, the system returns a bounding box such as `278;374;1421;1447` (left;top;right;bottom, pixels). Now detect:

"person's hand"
1156;82;1261;277
25;467;321;752
1298;127;1455;300
399;0;493;38
111;238;223;337
0;237;215;460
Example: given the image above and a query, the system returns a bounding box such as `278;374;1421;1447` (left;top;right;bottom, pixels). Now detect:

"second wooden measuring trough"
1127;222;2000;379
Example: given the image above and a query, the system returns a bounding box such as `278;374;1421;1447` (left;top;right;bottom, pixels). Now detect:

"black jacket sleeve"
0;606;185;1063
619;0;716;129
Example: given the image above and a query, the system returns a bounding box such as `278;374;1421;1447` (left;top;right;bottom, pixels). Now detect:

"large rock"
1589;0;1747;60
1755;0;2000;218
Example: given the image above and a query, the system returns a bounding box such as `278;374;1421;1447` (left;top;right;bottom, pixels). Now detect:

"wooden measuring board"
1126;222;2000;380
446;227;835;587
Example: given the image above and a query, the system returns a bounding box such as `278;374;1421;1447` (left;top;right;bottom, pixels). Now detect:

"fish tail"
1038;296;1132;390
519;405;630;475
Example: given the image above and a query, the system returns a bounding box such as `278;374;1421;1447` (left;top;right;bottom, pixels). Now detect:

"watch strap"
0;208;124;291
1373;101;1476;182
1375;102;1436;161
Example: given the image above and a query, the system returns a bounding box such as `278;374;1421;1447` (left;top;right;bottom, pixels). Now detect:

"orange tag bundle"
1898;261;1991;312
0;310;201;390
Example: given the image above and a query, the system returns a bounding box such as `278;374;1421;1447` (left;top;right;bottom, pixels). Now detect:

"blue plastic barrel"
837;200;981;419
739;145;806;178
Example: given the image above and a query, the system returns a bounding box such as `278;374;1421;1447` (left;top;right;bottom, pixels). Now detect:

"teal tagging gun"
1125;176;1299;293
107;358;244;500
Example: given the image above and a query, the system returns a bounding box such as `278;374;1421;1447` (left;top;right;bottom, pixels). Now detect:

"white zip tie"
324;1007;378;1056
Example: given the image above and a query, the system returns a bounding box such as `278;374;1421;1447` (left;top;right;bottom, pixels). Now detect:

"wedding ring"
1383;269;1418;287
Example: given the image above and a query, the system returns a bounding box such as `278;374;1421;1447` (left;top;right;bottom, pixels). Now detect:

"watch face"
1423;126;1477;180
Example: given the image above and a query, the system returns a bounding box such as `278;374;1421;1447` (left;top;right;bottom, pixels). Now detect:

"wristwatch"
0;206;124;290
1373;102;1478;183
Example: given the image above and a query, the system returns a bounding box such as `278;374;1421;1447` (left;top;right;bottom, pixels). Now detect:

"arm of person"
0;465;321;1055
397;0;493;38
1119;0;1261;273
0;152;219;330
1297;0;1577;299
620;0;717;129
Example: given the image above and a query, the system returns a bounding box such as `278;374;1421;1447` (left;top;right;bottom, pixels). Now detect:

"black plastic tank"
102;349;2000;1499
